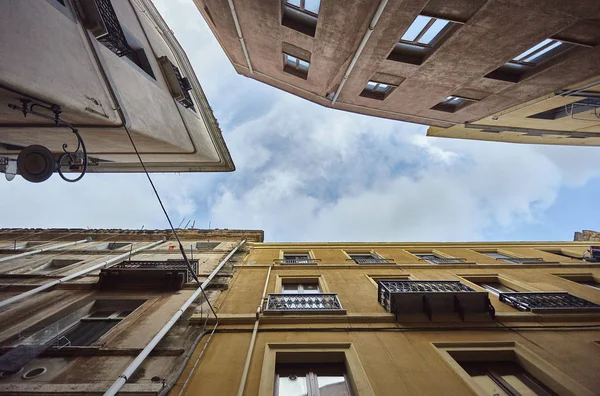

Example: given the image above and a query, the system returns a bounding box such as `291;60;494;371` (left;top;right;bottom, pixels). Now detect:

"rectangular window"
478;282;517;296
482;252;545;264
282;0;320;37
360;81;396;100
414;253;465;264
431;95;476;113
485;38;573;83
283;53;310;79
348;253;388;264
276;362;353;396
388;14;457;65
282;254;313;264
528;97;600;120
556;274;600;291
282;282;320;294
460;361;556;396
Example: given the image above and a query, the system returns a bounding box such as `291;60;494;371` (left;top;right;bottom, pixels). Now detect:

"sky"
1;0;599;242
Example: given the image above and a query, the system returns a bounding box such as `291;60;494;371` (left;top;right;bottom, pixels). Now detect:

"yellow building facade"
176;241;600;396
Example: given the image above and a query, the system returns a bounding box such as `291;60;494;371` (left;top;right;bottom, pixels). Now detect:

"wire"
122;124;219;320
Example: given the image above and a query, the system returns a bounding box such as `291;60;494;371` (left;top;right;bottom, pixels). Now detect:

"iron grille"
501;257;545;264
499;292;600;312
428;258;466;264
353;257;391;264
280;258;316;265
95;0;133;57
170;63;195;111
266;294;343;312
110;260;198;283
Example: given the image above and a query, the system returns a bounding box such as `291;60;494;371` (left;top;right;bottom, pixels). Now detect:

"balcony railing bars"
95;0;133;57
426;257;466;264
353;257;391;264
279;258;317;265
170;63;195;110
380;280;475;293
110;260;198;283
500;257;545;264
266;294;343;312
499;292;600;312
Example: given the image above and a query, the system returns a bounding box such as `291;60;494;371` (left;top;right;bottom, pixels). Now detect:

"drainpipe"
236;263;272;396
331;0;388;105
0;239;165;310
104;239;246;396
0;237;92;264
227;0;253;74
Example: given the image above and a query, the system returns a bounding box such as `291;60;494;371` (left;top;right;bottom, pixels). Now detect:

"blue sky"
1;0;599;243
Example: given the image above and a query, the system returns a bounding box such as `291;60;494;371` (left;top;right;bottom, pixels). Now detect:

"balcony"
88;0;133;57
99;260;198;290
499;292;600;313
265;294;344;313
378;280;494;321
500;257;546;264
427;258;467;264
276;258;318;265
352;257;393;264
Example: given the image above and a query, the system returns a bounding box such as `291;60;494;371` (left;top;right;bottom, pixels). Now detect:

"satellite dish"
17;145;56;183
5;160;16;181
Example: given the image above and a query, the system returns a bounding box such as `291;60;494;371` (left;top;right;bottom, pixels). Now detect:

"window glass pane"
418;18;450;44
470;374;509;396
61;320;118;346
282;284;299;294
285;0;301;7
402;15;431;42
304;0;320;14
298;59;310;71
375;84;389;92
523;41;561;63
366;81;377;90
513;39;552;61
278;374;308;396
318;375;351;396
481;282;515;295
503;375;540;396
303;283;320;294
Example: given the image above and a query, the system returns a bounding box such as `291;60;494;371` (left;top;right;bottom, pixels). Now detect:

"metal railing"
95;0;133;57
426;257;466;264
379;280;475;293
352;257;391;264
110;260;198;283
499;292;600;312
170;63;195;110
280;258;316;265
265;294;343;312
500;257;545;264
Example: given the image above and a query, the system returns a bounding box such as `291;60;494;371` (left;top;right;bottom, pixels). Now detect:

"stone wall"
574;230;600;241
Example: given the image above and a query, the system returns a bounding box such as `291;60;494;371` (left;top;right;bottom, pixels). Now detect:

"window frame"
275;362;353;396
360;81;397;100
259;343;375;396
283;53;310;79
283;0;320;17
431;95;477;113
399;15;456;48
433;341;592;396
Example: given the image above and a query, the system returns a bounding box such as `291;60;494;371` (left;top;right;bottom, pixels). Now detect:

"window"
414;253;465;264
556;274;600;291
478;282;516;296
283;53;310;79
31;259;81;275
485;38;573;83
481;252;545;264
431;95;476;113
282;282;320;294
528;97;600;120
196;242;220;250
388;15;457;65
276;362;353;396
360;81;396;100
282;254;313;264
460;361;556;395
282;0;320;37
348;253;388;264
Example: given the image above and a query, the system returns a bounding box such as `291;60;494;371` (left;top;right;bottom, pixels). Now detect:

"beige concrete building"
197;0;600;146
0;0;234;183
177;239;600;396
0;228;263;394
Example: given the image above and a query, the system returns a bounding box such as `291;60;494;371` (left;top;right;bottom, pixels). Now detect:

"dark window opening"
360;81;396;100
276;362;353;396
431;95;476;113
283;53;310;79
282;0;319;37
528;97;600;120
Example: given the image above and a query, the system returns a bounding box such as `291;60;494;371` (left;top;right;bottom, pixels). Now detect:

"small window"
485;38;572;83
348;253;387;264
388;15;456;65
276;362;353;396
360;81;396;100
478;282;517;296
413;253;464;264
283;53;310;79
460;361;556;396
528;97;600;120
282;254;313;264
282;0;320;37
431;95;476;113
282;282;320;294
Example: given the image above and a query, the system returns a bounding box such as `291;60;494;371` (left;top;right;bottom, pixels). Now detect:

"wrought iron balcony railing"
265;294;343;313
378;280;494;321
499;292;600;313
278;258;317;265
95;0;133;57
101;260;199;289
353;257;392;264
171;63;195;111
425;257;467;264
500;257;545;264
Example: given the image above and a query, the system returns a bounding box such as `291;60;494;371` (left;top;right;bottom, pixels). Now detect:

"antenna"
177;218;186;229
184;220;191;229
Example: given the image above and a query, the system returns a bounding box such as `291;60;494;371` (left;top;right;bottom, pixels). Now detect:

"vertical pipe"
236;264;272;396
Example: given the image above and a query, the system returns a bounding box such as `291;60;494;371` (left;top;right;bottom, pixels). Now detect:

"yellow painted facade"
175;241;600;396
